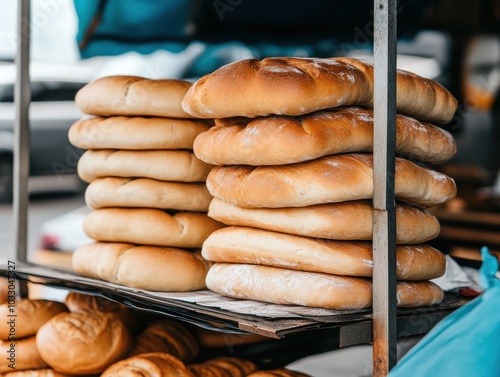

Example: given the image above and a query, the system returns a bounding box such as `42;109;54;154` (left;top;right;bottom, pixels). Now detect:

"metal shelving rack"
7;0;462;375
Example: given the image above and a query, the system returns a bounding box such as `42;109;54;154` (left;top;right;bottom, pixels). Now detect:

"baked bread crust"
208;199;440;244
69;116;210;150
202;226;445;280
101;352;192;377
83;208;224;248
193;108;456;166
77;149;212;184
182;57;457;123
248;369;311;377
75;76;195;118
72;242;211;291
206;154;457;208
0;337;48;373
206;263;444;310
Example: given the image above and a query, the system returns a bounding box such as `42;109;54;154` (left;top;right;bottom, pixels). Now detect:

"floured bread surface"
69;116;210;150
208;199;440;244
72;242;211;291
182;57;457;123
77;149;212;183
203;227;446;280
206;263;444;310
85;177;212;212
206;154;456;208
83;208;225;248
194;108;456;166
75;76;195;118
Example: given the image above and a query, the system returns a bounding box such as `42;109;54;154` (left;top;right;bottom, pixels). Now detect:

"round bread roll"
85;177;212;212
0;336;48;373
101;352;192;377
0;299;68;340
72;242;211;291
130;320;199;363
206;264;444;310
36;311;132;375
193;108;456;166
202;227;446;280
75;76;194;118
208;199;440;244
4;369;72;377
248;369;311;377
64;292;137;332
189;357;258;377
77;149;212;184
182;57;457;124
206;154;457;209
83;208;224;248
69;116;210;150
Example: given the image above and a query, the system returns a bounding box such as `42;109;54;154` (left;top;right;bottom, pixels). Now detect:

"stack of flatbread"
182;57;459;310
68;76;224;291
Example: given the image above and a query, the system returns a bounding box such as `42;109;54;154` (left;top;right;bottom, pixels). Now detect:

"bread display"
0;337;48;373
75;76;195;118
208;199;440;244
85;177;212;212
182;57;457;123
101;352;192;377
69;116;210;150
193;107;456;166
206;154;456;209
0;299;68;340
36;311;132;374
202;227;445;280
72;242;211;291
206;264;444;310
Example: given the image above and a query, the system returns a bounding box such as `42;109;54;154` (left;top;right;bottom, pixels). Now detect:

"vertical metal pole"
372;0;397;375
14;0;31;298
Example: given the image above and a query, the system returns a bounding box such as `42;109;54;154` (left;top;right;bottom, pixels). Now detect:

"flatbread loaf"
202;226;446;280
78;149;212;183
182;57;457;123
193;108;456;166
83;208;224;248
75;76;194;118
69;116;210;150
72;242;211;291
206;154;456;208
206;263;444;310
85;177;212;212
208;199;440;244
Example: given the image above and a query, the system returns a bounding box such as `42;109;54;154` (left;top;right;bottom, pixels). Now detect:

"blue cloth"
389;247;500;377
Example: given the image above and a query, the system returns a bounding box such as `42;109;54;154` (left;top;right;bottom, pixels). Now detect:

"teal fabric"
389;247;500;377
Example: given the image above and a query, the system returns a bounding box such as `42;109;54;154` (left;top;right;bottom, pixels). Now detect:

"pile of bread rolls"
69;77;225;291
182;57;459;310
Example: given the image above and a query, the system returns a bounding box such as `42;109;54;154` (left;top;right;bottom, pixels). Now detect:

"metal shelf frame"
12;0;404;375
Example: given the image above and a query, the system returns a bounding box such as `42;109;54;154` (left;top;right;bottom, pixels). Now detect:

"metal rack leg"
372;0;398;375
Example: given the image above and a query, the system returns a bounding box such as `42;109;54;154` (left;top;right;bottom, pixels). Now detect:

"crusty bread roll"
83;208;224;248
85;177;212;212
72;242;211;291
69;116;210;150
206;264;444;310
193;108;456;166
77;149;212;184
208;199;440;244
64;292;137;333
248;369;311;377
0;299;68;340
130;320;199;363
0;337;48;373
202;227;446;280
75;76;195;118
101;352;192;377
206;154;456;208
182;57;457;123
189;357;258;377
4;369;72;377
36;311;132;375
